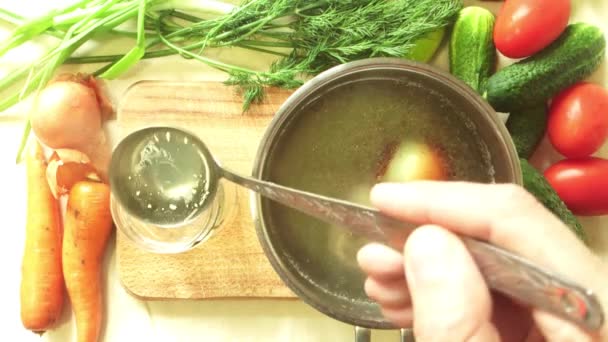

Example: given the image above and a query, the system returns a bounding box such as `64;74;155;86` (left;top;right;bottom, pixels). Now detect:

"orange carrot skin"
20;141;64;332
63;181;113;342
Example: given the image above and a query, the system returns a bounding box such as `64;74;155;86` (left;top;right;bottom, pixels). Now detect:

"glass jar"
109;126;237;254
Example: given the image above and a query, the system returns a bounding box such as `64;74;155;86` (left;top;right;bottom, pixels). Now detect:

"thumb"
405;225;499;342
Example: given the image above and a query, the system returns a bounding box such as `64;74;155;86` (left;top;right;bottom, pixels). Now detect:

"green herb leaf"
99;0;148;79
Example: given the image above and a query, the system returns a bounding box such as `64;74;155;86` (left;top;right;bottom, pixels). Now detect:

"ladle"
110;126;604;331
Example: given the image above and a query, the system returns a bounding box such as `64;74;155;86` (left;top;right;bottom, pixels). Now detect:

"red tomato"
544;157;608;216
548;82;608;158
494;0;571;58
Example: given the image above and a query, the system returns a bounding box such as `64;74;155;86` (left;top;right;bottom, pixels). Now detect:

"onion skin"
31;81;102;150
46;149;100;198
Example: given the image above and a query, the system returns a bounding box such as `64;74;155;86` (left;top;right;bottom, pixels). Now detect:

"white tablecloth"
1;1;607;341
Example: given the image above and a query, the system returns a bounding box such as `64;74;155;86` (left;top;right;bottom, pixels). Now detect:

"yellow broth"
262;78;494;301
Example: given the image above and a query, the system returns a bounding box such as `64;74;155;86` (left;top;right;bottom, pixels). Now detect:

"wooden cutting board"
115;80;298;300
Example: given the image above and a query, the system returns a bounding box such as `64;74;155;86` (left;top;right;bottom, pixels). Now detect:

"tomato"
494;0;571;59
544;157;608;216
548;82;608;158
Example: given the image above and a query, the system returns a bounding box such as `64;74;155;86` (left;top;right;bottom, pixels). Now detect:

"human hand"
357;182;608;341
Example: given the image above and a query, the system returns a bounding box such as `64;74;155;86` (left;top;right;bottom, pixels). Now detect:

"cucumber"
487;23;606;112
520;159;587;244
405;28;446;63
506;105;548;159
449;6;496;93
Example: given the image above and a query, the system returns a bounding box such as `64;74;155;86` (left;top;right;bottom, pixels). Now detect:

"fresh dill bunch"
224;0;462;108
288;0;463;69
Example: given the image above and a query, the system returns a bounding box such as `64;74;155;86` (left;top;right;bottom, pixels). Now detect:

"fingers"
379;306;413;328
364;277;410;308
370;182;560;246
405;225;499;341
524;326;546;342
531;310;598;342
490;293;534;342
358;243;412;326
357;243;404;280
367;182;608;340
370;182;603;287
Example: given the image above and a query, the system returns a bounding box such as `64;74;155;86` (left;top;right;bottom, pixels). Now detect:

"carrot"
62;180;113;342
20;140;65;333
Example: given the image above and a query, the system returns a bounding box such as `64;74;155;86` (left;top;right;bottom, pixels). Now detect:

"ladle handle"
462;238;603;331
220;168;604;332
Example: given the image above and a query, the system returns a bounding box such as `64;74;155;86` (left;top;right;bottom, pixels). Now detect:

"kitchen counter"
1;1;607;341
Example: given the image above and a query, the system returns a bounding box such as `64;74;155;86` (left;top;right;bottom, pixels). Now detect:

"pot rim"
250;57;522;329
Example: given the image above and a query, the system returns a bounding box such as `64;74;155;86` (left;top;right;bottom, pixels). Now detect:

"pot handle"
355;327;371;342
354;327;416;342
400;329;415;342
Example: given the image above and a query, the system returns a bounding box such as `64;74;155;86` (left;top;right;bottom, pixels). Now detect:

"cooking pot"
251;58;521;341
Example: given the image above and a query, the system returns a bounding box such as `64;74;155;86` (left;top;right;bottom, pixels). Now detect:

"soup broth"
263;78;494;301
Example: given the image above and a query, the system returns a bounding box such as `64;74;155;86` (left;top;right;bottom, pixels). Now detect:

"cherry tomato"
548;82;608;158
494;0;571;58
544;157;608;216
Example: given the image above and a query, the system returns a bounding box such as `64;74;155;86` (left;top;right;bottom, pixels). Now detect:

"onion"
51;73;114;121
29;73;113;180
30;79;102;150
